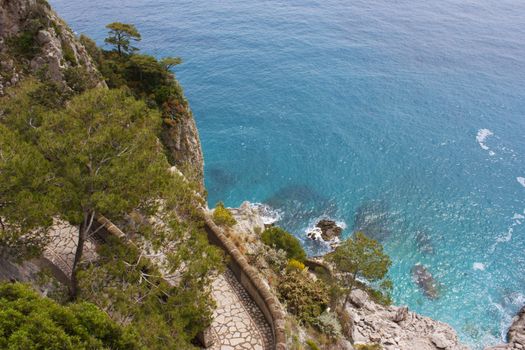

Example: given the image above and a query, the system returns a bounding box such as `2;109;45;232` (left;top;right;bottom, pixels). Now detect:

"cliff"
0;0;205;189
0;0;103;93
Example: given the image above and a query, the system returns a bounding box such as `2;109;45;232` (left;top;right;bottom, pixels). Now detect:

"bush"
287;259;305;271
313;311;342;338
0;283;139;349
306;339;320;350
355;344;382;350
212;202;237;227
261;227;306;262
277;270;329;325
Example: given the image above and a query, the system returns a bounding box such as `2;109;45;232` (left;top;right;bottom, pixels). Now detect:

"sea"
50;0;525;347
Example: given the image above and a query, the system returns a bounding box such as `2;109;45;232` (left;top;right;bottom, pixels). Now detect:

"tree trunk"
69;210;95;300
344;273;358;306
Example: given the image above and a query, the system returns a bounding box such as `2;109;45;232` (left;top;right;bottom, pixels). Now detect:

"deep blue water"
50;0;525;347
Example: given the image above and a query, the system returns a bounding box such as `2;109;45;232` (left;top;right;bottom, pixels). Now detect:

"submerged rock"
354;200;391;241
416;230;434;254
412;263;440;299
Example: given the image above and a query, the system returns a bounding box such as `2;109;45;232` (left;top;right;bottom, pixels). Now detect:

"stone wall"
203;215;287;350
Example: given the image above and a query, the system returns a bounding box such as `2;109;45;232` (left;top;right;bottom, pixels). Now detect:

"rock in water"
415;230;434;254
316;219;343;241
412;263;440;299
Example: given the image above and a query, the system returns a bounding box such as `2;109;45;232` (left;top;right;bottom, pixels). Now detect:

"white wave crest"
250;202;282;225
473;262;485;271
476;128;495;155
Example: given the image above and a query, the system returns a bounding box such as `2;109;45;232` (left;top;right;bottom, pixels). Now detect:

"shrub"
0;282;139;349
261;226;306;262
212;202;237;227
306;339;320;350
355;344;382;350
277;270;330;325
287;259;305;271
313;311;342;338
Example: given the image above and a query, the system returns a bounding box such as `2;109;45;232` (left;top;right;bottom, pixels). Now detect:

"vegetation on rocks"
277;269;330;325
261;226;307;262
0;13;222;349
327;231;392;305
212;202;237;227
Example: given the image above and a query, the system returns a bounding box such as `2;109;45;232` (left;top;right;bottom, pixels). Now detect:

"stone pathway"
210;269;273;350
43;220;98;277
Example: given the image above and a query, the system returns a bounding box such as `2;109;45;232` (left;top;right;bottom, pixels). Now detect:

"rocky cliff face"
162;114;205;192
0;0;104;94
347;289;469;350
485;306;525;350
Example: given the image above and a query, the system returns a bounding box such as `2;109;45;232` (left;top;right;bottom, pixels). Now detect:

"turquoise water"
50;0;525;347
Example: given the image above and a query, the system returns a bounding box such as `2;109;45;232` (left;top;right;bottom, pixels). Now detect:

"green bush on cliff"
261;226;306;262
213;202;237;227
277;270;329;325
0;282;139;349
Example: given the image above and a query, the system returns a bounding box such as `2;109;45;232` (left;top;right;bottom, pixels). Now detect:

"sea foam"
476;129;495;155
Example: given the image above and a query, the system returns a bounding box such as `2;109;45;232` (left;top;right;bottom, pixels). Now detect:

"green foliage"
0;83;172;297
287;259;306;271
79;34;103;64
105;22;141;55
212;202;237;227
277;270;330;325
79;226;223;350
306;339;320;350
63;66;93;93
160;56;182;70
0;282;139;349
61;40;77;66
355;344;382;350
7;30;40;59
327;231;391;300
261;227;306;262
312;311;342;338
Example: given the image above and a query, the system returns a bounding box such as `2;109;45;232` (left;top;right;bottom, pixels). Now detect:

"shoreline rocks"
485;306;525;350
346;289;469;350
307;219;344;246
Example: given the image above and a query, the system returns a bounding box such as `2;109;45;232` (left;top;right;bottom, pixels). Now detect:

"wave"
249;202;283;225
476;128;495;155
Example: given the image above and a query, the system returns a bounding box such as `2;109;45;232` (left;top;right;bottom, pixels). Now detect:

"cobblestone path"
210;269;273;350
43;221;98;277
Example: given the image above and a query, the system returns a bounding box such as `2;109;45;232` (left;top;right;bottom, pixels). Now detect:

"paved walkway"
43;220;98;277
210;269;273;350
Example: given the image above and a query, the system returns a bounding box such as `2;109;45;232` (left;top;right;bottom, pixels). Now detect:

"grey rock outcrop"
316;219;343;241
346;287;469;350
0;0;103;94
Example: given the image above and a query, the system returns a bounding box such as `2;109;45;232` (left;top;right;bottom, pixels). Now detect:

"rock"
316;219;343;241
412;263;440;299
487;306;525;349
196;326;215;348
307;227;324;241
332;339;354;350
393;306;409;323
431;333;452;349
344;286;469;350
349;289;369;308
